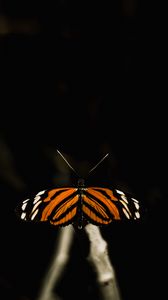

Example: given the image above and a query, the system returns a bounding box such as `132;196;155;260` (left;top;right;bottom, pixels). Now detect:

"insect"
15;150;140;229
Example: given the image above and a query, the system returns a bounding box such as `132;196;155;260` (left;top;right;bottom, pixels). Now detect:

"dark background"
0;1;166;300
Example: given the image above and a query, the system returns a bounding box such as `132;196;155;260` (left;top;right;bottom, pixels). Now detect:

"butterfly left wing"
82;187;140;225
15;187;79;227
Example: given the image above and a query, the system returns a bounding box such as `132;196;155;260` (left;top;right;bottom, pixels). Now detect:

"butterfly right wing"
15;188;79;227
82;187;141;225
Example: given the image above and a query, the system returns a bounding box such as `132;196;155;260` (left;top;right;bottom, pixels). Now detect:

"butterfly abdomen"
73;188;86;230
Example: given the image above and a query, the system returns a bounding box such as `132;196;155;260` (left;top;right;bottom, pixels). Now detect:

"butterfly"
15;151;140;229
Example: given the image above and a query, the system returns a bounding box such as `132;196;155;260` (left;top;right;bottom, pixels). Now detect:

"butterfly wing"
16;188;79;227
16;186;140;228
82;187;140;225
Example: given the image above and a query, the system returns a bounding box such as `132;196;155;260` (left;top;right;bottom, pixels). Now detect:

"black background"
0;1;166;300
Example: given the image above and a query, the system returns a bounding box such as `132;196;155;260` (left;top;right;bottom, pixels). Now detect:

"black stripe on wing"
80;193;111;226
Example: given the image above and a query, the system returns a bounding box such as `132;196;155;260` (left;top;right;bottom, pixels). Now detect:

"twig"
37;226;74;300
85;224;122;300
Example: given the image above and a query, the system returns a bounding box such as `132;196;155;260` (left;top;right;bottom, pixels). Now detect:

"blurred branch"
0;14;40;35
85;224;122;300
37;226;74;300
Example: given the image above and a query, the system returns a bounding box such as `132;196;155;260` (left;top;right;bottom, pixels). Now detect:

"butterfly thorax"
77;178;85;187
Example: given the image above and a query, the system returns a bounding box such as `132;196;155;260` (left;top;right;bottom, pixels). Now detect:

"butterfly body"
16;178;140;230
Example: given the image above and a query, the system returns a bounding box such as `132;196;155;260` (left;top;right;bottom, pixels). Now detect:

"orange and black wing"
15;188;79;227
82;187;140;226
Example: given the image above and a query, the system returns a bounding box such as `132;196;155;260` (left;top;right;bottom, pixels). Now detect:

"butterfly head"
77;178;85;187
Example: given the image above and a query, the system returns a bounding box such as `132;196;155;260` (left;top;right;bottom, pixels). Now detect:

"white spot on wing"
37;190;46;196
23;199;29;203
22;203;27;211
132;198;139;203
121;194;128;203
33;195;41;204
32;200;42;213
116;190;129;203
21;212;26;220
116;189;124;195
134;201;139;210
31;209;39;220
120;200;131;215
33;190;46;204
122;208;130;219
135;211;140;219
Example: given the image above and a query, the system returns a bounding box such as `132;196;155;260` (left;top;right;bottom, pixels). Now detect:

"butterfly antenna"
88;153;109;174
57;150;79;177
